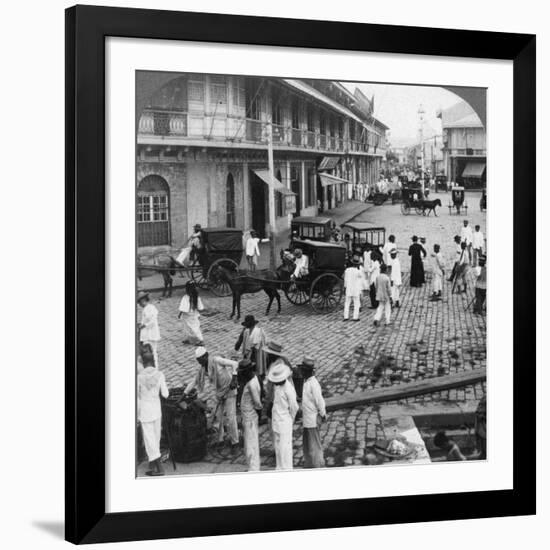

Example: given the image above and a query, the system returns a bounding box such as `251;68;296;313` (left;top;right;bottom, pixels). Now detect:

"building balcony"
138;111;384;156
446;148;486;157
139;110;188;137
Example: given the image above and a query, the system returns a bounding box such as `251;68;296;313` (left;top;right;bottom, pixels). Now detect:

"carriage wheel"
207;258;238;297
309;273;344;314
189;258;209;290
400;203;411;215
415;205;424;215
284;280;310;305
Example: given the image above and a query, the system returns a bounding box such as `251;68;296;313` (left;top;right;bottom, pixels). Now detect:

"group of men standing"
182;328;327;472
343;234;401;326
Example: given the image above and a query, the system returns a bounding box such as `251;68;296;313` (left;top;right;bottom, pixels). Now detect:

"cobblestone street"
141;193;486;472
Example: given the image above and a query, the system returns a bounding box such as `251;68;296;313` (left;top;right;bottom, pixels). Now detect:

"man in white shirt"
138;292;161;367
291;248;309;279
343;257;363;321
176;223;203;265
388;249;402;307
237;359;263;471
185;347;239;450
472;225;485;267
267;362;299;470
430;244;445;301
382;235;397;265
245;230;260;271
299;357;326;468
460;220;473;262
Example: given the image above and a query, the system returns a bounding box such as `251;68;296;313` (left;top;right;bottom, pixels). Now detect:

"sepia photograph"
135;71;487;477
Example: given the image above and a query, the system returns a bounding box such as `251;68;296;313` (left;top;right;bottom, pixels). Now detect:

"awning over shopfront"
461;162;486;178
319;173;351;187
253;169;296;196
318;156;340;171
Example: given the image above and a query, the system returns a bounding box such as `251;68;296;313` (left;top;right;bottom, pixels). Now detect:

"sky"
342;82;462;147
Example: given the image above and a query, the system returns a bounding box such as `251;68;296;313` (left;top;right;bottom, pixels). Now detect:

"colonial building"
136;73;388;252
437;101;486;188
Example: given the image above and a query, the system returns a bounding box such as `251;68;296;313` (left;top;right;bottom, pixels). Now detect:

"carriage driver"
291;248;309;280
175;224;203;265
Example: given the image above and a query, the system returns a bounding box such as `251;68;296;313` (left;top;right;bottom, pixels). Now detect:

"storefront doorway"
250;170;267;238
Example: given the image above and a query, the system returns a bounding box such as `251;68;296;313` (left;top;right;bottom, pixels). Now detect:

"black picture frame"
65;4;536;544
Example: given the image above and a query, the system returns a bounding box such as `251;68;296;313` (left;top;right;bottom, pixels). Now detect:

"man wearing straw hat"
343;256;363;321
184;346;239;451
238;359;263;471
388;248;402;308
267;360;299;470
137;291;160;367
299;357;326;468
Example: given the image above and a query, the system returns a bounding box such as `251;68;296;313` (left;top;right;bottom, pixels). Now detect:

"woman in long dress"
178;281;204;345
408;235;427;287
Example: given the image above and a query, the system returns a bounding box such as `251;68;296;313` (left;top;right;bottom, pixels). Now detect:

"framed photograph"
66;5;536;544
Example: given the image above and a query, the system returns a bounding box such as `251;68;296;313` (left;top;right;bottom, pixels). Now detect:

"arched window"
226;173;236;227
137;175;170;247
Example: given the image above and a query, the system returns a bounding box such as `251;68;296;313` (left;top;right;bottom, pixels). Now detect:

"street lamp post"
418;104;425;196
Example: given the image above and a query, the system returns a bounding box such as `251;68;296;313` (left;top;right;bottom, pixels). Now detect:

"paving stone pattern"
142;196;487;471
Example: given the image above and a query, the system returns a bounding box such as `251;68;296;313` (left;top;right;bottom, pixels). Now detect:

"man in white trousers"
138;292;161;367
388;248;402;308
238;359;263;471
430;244;445;300
138;354;169;476
374;264;392;327
267;361;299;470
185;346;239;451
343;256;363;321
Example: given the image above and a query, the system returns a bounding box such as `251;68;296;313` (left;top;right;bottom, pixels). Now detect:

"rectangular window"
319;112;327;135
245;79;262;120
210;76;227;105
338;117;344;139
306;168;316;207
271;88;283;125
307;105;315;132
291;98;300;129
188;77;205;102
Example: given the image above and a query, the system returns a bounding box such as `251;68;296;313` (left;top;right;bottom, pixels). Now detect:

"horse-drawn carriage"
137;227;243;297
400;186;425;215
290;216;335;243
341;222;386;255
448;186;468;215
284;239;347;314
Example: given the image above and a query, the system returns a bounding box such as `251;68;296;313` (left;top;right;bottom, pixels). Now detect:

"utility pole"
265;112;277;271
418;104;425;195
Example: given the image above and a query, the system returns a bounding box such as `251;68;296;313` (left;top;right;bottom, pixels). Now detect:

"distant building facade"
136;73;388;252
437;101;486;188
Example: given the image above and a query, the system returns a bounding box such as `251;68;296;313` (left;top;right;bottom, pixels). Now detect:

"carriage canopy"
201;227;243;252
291;239;346;271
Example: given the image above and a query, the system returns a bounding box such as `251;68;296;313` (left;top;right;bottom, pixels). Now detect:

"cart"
448;186;468;215
137;227;243;297
400;187;425;215
290;216;335;244
341;221;386;256
283;239;346;314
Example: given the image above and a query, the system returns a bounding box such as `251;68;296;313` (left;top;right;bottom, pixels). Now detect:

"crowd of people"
136;218;486;475
137;285;327;474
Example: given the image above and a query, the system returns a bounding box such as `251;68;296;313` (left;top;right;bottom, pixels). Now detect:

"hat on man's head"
299;356;315;370
137;291;149;303
390;248;398;255
238;359;255;373
267;362;292;383
264;341;284;356
194;223;202;230
351;256;361;265
479;254;487;262
241;314;258;328
194;346;207;359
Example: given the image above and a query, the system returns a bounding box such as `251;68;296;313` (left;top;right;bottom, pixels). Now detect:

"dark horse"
419;198;442;216
137;253;179;297
213;264;293;319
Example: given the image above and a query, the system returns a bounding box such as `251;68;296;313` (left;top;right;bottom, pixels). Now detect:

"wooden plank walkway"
325;367;486;412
